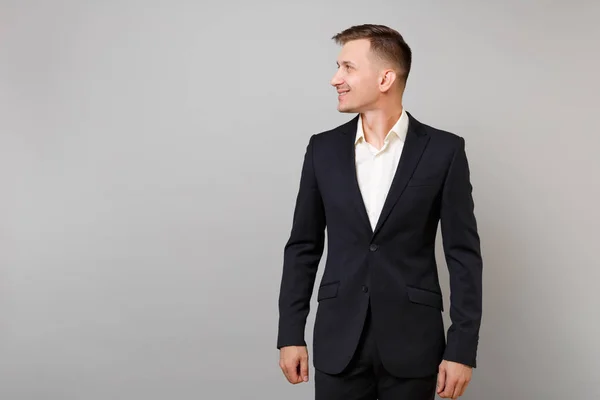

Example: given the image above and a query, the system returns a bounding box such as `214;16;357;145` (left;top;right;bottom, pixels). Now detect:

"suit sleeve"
277;134;326;349
440;136;483;367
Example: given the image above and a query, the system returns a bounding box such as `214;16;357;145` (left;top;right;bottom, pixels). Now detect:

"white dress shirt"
355;108;409;231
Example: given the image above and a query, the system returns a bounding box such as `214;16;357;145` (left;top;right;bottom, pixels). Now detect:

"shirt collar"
355;108;409;145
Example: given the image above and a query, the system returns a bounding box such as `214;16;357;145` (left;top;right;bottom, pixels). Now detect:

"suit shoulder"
418;120;465;149
419;120;463;141
310;116;357;143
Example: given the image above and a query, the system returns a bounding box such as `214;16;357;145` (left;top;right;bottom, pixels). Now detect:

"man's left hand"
436;360;472;399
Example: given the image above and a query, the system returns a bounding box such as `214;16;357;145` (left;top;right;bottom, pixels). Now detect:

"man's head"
330;24;412;113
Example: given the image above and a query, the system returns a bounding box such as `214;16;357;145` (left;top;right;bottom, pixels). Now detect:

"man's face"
330;39;382;113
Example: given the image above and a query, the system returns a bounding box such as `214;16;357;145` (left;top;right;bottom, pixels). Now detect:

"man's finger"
441;378;456;399
287;362;300;384
452;381;464;399
300;355;309;382
437;367;446;394
280;363;292;383
458;379;470;397
281;361;293;383
279;360;290;381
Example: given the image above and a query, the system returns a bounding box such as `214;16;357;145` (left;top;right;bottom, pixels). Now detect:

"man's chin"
337;104;355;113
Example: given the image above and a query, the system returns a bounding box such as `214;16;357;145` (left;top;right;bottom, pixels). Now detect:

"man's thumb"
300;356;309;382
437;366;446;393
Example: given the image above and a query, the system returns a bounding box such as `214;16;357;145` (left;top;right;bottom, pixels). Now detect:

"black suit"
277;112;482;393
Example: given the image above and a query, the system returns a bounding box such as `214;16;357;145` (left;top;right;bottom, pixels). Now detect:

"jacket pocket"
317;281;340;301
406;285;444;311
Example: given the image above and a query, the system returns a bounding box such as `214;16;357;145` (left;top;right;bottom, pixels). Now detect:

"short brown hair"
332;24;412;84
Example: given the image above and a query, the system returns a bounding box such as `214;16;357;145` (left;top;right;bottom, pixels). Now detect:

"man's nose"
330;71;343;87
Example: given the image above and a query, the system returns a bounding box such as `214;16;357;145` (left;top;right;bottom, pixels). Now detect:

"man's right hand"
279;345;309;384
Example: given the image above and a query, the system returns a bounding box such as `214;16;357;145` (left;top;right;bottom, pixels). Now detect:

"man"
277;24;483;400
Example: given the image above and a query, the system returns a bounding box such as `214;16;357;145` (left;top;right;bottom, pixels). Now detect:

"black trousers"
314;302;438;400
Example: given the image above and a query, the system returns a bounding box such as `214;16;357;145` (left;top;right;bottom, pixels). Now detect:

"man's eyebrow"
336;61;356;67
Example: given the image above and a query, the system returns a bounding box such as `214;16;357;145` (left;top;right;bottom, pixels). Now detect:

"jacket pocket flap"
406;286;443;310
317;281;339;301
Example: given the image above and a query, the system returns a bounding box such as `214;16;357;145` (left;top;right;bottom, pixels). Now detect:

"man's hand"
279;346;309;384
437;360;472;399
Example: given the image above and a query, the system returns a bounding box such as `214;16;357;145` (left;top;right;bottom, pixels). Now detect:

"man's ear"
379;69;398;92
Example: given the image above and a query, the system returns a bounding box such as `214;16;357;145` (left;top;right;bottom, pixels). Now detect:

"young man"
277;24;483;400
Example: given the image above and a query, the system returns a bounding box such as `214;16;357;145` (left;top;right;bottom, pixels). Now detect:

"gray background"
1;1;599;399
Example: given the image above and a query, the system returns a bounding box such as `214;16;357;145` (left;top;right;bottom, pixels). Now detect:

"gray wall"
1;1;599;399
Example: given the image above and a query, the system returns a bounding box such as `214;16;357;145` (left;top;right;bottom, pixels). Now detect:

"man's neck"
360;105;404;148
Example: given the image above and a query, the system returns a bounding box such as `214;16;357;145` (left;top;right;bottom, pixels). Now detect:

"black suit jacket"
277;111;483;378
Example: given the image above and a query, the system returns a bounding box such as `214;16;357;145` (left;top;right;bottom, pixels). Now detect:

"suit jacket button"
362;285;369;293
369;244;378;252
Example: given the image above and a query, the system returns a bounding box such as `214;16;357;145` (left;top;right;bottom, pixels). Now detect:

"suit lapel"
337;115;373;236
372;113;430;237
336;112;430;239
